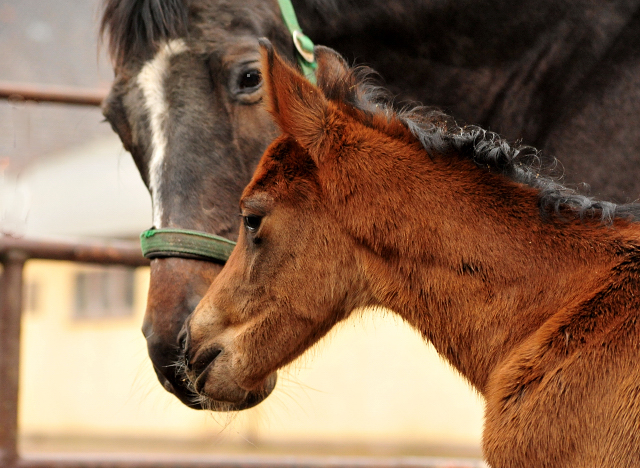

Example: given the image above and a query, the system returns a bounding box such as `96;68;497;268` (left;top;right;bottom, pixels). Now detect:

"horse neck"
297;0;637;143
334;148;630;393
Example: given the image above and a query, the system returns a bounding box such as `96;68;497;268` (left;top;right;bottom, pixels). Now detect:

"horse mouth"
151;365;204;410
189;348;223;390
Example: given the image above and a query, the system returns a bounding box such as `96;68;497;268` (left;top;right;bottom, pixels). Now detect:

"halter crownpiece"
277;0;317;83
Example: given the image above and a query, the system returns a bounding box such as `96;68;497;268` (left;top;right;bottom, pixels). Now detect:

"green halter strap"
277;0;317;84
139;2;316;262
140;228;235;263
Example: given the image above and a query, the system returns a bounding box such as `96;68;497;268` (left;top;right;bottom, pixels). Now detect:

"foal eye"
243;214;262;233
237;69;262;92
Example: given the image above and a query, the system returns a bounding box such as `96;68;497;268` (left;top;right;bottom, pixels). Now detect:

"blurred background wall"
0;0;484;459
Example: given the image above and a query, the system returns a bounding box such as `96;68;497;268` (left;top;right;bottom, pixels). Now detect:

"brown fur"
184;43;640;467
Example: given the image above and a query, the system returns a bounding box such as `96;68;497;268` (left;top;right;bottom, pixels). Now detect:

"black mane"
404;112;640;223
329;64;640;224
100;0;189;69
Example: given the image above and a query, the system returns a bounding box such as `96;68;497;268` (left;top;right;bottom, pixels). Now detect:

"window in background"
74;266;135;319
23;279;41;314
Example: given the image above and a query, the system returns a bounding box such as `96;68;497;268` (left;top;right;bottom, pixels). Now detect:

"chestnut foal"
183;41;640;467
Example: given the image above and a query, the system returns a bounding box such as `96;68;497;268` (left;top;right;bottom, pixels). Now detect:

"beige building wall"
19;259;484;456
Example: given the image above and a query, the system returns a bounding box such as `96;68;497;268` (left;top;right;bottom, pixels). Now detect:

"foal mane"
100;0;189;69
324;61;640;224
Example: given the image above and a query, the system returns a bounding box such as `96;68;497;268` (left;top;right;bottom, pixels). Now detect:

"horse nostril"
189;347;222;377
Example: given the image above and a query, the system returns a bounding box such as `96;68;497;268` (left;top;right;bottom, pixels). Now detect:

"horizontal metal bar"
0;236;148;267
18;454;485;468
0;81;107;106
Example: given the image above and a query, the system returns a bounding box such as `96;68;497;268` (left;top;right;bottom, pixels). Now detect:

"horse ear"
314;45;353;100
259;38;334;163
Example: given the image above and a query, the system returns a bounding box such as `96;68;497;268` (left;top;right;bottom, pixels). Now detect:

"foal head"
180;41;409;408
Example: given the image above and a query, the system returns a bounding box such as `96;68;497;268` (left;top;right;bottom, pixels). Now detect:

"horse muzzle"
145;334;206;409
142;257;225;409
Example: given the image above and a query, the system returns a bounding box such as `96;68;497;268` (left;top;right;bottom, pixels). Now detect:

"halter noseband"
140;228;236;263
139;1;315;263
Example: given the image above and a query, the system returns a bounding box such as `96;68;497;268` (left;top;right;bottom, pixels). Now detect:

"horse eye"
237;69;262;92
243;214;262;232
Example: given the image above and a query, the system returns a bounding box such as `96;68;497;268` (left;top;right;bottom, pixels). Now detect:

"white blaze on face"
136;39;188;228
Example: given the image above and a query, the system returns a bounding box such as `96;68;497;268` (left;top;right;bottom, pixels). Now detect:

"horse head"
181;48;640;468
100;0;293;408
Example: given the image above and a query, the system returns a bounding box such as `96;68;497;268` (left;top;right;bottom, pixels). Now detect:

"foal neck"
344;147;635;393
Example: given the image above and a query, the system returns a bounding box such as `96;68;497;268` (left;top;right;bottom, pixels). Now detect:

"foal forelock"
136;39;189;227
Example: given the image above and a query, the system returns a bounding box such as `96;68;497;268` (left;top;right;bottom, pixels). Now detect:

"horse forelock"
100;0;189;69
328;63;640;224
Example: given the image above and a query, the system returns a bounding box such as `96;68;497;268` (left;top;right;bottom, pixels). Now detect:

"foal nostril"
177;320;191;349
177;322;191;366
189;347;222;377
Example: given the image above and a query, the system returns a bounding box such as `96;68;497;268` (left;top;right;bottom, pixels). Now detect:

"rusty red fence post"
0;249;27;468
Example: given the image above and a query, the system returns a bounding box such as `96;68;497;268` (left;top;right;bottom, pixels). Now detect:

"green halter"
140;228;236;263
140;1;316;262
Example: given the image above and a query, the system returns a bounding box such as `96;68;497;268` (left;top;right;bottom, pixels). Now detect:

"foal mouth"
179;347;278;410
184;347;222;391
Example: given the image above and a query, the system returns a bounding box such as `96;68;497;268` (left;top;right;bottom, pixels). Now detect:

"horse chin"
145;337;207;409
195;372;277;412
151;364;205;410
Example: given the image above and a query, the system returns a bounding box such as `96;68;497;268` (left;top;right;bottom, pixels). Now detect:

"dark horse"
183;42;640;467
99;0;640;408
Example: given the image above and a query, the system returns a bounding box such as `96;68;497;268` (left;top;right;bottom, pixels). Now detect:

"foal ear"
259;39;334;163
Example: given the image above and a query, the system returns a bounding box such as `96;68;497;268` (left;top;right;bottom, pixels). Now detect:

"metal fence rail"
0;84;484;468
17;453;487;468
0;81;107;106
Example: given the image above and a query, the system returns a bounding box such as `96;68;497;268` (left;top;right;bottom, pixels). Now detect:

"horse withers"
182;42;640;467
